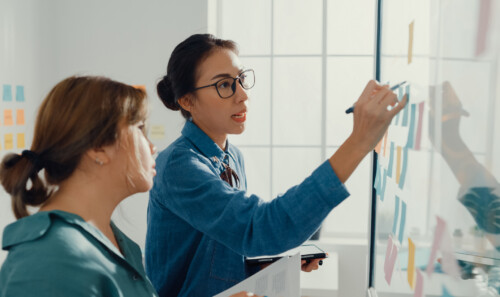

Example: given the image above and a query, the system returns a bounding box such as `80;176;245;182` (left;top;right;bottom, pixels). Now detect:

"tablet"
245;244;327;266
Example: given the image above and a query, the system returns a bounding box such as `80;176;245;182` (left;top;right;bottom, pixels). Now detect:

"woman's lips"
231;112;246;123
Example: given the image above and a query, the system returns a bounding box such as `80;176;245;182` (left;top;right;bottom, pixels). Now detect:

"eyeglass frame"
192;69;255;99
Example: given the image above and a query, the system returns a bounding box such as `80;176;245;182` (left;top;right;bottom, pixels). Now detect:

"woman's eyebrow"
210;68;244;81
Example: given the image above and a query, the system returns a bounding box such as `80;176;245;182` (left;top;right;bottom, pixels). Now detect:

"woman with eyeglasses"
146;34;407;297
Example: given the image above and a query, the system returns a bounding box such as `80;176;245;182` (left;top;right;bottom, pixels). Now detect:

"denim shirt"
145;120;350;297
1;210;158;297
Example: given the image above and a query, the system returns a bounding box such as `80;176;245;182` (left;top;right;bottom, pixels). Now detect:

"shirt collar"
182;120;234;165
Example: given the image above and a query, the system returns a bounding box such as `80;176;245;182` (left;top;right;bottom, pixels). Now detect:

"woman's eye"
218;80;231;89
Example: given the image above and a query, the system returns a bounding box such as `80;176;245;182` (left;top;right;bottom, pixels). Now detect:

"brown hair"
0;76;147;219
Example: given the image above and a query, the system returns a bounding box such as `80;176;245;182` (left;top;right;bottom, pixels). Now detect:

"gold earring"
95;158;103;166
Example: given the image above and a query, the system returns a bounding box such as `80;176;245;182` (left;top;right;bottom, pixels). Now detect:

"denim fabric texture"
145;120;350;297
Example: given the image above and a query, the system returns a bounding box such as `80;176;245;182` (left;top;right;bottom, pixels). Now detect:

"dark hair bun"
157;76;179;111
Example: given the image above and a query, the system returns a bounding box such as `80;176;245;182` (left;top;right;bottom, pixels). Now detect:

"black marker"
345;81;407;114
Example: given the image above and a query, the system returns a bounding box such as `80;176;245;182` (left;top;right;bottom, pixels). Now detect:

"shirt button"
132;274;140;281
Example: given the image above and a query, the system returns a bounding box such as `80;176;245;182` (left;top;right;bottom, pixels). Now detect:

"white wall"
0;0;207;262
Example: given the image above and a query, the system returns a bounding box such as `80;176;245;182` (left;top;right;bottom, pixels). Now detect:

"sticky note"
392;196;400;236
406;104;416;149
401;92;409;127
414;269;423;297
4;110;14;126
426;216;461;278
426;216;445;276
15;85;25;102
408;21;414;64
387;142;395;177
396;146;402;184
380;169;387;201
475;0;491;56
398;147;408;189
414;102;424;150
384;235;398;285
441;285;454;297
133;85;146;92
383;131;388;157
5;134;14;150
375;138;382;153
399;201;406;244
3;85;12;101
374;162;381;195
16;109;25;125
150;125;166;140
408;238;416;289
16;133;25;148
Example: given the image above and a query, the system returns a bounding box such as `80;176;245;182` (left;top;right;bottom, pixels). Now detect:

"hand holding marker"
345;81;407;114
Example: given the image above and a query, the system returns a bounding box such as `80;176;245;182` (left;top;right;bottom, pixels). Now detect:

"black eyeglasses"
193;69;255;99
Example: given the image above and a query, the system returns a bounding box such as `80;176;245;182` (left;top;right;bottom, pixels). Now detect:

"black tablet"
245;244;327;266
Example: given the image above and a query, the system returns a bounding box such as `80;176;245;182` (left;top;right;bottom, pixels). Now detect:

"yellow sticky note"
5;134;14;150
408;238;416;289
16;109;25;125
408;21;414;64
150;125;166;140
4;109;14;126
17;133;25;148
396;146;402;184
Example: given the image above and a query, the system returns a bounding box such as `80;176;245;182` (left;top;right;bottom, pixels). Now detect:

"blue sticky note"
387;142;395;178
394;112;400;125
405;84;411;103
374;162;381;194
406;104;416;149
442;285;454;297
380;169;387;201
398;201;407;244
3;85;12;101
392;196;400;236
401;98;409;126
16;85;25;102
398;147;409;189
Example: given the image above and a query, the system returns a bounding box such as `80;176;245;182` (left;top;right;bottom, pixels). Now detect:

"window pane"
272;148;322;198
327;0;375;55
219;0;271;55
238;147;271;201
231;57;271;146
273;57;322;145
326;57;374;146
323;147;371;235
273;0;323;55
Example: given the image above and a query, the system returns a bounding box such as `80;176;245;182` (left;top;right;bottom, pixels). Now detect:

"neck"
40;169;126;235
192;119;227;150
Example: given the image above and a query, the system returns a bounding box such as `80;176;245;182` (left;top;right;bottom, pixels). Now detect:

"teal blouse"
0;210;158;297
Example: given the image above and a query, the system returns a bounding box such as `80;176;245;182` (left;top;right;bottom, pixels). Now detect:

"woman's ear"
85;147;112;166
177;94;194;112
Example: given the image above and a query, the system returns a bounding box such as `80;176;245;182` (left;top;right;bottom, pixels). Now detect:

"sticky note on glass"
150;125;166;140
408;21;414;64
384;235;398;285
16;85;25;102
4;109;14;126
5;134;14;150
16;109;25;125
408;238;416;289
3;84;12;101
17;133;25;148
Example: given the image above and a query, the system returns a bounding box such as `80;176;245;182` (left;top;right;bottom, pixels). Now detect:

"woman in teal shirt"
0;76;159;297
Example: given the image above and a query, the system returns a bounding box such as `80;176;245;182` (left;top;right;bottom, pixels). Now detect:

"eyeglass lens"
216;70;254;98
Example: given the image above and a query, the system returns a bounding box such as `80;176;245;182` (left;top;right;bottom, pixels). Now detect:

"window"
209;0;376;238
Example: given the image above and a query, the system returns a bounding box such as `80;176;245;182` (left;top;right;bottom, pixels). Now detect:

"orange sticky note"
16;133;25;148
5;134;13;150
383;131;389;157
16;109;25;125
408;238;416;289
375;138;383;153
408;21;414;64
133;85;146;92
4;109;14;126
396;146;402;184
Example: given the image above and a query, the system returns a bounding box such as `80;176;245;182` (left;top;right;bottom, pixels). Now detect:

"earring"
95;158;103;166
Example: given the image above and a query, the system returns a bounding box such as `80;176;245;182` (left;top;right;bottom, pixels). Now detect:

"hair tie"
22;150;45;173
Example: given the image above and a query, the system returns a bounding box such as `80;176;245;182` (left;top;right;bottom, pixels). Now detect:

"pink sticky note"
384;235;399;285
414;102;424;150
426;217;445;276
475;0;491;56
426;216;461;278
414;269;424;297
